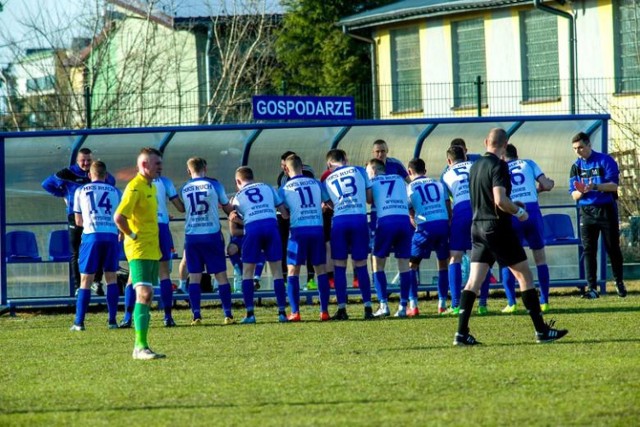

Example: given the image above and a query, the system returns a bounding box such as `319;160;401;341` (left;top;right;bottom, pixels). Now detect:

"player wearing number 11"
181;157;235;325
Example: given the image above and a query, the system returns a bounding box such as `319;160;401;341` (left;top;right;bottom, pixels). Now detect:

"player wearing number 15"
181;157;235;325
233;166;289;324
323;149;374;320
70;161;121;331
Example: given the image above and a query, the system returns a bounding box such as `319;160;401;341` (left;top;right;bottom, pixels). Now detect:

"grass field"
1;284;639;426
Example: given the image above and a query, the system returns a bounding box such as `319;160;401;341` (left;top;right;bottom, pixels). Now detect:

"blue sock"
287;276;300;313
74;288;90;325
273;278;287;311
537;264;550;304
409;269;419;301
449;263;462;307
242;279;255;313
437;268;449;302
106;283;119;324
218;283;233;317
373;271;388;304
334;265;347;306
501;267;517;306
355;265;371;305
188;283;202;319
317;273;330;312
255;263;265;278
479;273;491;306
400;271;412;305
160;279;173;320
123;284;135;322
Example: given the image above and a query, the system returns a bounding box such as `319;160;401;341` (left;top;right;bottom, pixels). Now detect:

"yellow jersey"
116;173;160;261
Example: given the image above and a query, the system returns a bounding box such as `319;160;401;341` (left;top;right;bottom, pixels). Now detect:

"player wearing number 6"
323;149;374;320
181;157;235;325
70;161;121;331
278;154;330;321
233;166;289;324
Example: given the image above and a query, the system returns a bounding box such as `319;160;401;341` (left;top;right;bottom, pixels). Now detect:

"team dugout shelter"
0;114;611;312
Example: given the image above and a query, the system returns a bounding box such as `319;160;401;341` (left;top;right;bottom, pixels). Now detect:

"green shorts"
129;259;159;288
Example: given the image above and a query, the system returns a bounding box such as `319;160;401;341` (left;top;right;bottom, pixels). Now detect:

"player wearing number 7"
180;157;235;325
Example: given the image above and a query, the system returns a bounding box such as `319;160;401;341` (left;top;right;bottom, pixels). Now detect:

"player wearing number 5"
323;149;374;320
70;161;121;331
181;157;235;325
278;154;330;321
233;166;289;324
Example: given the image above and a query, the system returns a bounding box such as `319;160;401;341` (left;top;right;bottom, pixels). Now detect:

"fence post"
84;86;92;129
475;75;483;117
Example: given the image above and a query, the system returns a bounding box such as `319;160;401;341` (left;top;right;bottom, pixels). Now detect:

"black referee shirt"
469;152;512;224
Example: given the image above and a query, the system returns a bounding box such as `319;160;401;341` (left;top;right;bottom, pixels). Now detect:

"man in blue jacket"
42;148;116;294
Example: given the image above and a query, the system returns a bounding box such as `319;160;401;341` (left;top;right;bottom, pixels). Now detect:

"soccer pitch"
1;287;639;426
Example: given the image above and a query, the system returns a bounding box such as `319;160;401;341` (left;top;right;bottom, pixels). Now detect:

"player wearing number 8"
323;149;374;320
181;157;235;325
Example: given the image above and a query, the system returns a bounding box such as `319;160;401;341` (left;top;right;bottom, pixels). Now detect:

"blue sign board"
252;95;355;121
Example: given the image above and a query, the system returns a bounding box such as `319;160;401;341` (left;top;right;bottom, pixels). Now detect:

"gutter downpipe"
342;26;379;119
533;0;576;114
206;23;213;124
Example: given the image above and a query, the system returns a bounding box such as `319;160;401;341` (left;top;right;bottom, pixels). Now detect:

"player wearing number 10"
70;161;121;331
181;157;235;325
323;149;374;320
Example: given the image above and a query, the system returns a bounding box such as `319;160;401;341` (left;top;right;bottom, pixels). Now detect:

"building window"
614;0;640;93
391;27;421;112
520;10;560;101
452;18;486;108
26;75;55;93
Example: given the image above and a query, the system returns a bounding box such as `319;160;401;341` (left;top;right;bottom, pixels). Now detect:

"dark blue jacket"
42;164;116;215
569;150;619;206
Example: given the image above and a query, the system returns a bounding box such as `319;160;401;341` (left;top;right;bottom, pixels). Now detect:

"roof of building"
339;0;531;30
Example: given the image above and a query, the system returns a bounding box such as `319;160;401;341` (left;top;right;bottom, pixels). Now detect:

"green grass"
1;286;639;426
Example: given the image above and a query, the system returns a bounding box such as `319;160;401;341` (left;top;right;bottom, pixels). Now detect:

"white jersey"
323;165;371;217
233;182;282;225
154;176;179;225
442;160;473;208
73;181;121;235
181;177;229;235
278;175;326;228
508;159;543;205
370;174;409;220
407;176;449;224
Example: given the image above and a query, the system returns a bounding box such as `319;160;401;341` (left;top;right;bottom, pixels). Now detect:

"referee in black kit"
453;128;568;346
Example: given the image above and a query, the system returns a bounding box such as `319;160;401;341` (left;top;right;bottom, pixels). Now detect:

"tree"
274;0;394;114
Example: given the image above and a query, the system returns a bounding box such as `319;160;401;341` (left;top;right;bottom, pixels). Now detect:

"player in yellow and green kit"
114;147;165;360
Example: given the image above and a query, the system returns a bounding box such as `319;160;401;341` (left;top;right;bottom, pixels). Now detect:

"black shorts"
470;220;527;267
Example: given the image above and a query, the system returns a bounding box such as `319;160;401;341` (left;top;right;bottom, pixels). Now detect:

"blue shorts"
79;234;119;274
373;217;413;259
244;219;282;263
449;210;472;251
513;208;545;250
330;215;369;261
158;223;174;262
185;232;227;275
287;226;326;266
411;223;450;261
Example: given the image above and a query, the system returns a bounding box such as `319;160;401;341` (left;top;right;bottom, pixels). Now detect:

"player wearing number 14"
181;157;235;325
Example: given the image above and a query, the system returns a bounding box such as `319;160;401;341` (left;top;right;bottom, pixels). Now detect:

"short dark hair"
450;138;467;149
505;144;518;159
572;132;590;144
367;158;386;173
407;158;426;174
78;148;92;155
90;160;107;178
326;149;347;163
285;154;303;171
236;166;254;181
281;151;296;161
447;145;466;162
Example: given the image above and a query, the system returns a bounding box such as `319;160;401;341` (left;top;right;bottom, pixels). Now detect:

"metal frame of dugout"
0;114;611;314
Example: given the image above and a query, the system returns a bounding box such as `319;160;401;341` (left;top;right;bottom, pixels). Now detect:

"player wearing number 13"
181;157;235;325
70;161;121;331
323;149;374;320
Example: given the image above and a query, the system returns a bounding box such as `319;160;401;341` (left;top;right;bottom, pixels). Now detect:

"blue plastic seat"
5;230;42;262
542;214;581;246
48;229;71;262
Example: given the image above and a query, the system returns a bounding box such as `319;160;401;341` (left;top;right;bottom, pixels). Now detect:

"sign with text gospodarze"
252;95;355;121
